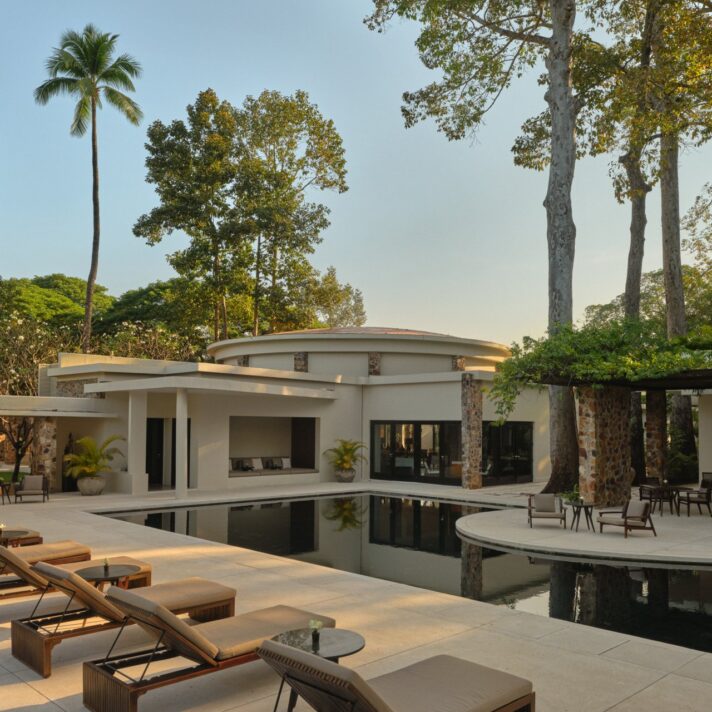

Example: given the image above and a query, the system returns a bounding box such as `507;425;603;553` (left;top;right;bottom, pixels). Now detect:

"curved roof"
270;326;455;337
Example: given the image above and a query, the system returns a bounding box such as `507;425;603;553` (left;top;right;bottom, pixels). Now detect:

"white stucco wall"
248;354;295;371
699;395;712;480
229;416;291;459
379;353;452;375
308;352;368;377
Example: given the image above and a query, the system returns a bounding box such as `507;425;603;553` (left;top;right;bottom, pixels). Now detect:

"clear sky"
1;1;709;345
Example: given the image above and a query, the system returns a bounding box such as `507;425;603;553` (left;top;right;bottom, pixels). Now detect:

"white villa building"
0;328;555;495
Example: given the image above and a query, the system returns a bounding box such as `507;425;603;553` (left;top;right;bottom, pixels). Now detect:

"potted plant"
63;435;124;496
324;439;367;483
559;484;581;506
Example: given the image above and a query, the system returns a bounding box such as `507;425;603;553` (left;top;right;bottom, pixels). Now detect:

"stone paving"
0;487;711;711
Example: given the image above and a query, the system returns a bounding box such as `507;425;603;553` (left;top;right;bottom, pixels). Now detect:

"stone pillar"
55;378;104;398
127;391;148;494
576;385;633;507
175;389;189;498
235;355;250;367
32;417;57;490
452;355;466;372
461;374;483;489
294;352;308;373
645;390;667;480
368;352;381;376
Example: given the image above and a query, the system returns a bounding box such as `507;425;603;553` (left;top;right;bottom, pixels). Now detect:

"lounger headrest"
32;562;125;622
258;640;393;712
0;545;48;588
107;586;219;661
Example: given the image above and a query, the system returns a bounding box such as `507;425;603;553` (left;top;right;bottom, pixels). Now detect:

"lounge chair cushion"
14;540;90;564
135;577;235;611
625;500;647;518
18;476;44;493
596;515;646;528
107;586;221;660
0;546;48;589
195;605;335;660
533;494;556;512
529;511;564;519
369;655;533;712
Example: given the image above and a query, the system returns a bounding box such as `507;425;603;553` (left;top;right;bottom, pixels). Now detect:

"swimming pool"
106;494;712;653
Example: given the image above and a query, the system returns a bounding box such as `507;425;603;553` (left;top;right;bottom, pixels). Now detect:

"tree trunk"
660;132;696;461
212;244;228;341
621;150;651;484
542;0;579;493
252;234;262;336
81;99;100;353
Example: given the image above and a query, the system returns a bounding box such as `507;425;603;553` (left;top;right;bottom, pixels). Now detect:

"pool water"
106;494;712;653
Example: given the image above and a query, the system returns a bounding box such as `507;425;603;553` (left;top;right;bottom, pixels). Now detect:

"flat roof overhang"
83;375;338;401
0;395;118;419
540;368;712;392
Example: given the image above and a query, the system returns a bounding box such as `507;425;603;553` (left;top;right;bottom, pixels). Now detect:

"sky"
1;1;709;345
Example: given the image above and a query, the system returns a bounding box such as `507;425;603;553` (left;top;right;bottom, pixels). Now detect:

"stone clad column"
32;417;57;491
452;356;466;372
175;389;189;498
461;374;483;489
645;390;667;480
368;352;381;376
294;352;308;372
576;385;633;507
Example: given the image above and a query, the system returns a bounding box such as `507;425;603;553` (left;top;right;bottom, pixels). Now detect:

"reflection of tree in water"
323;498;366;531
460;506;483;600
548;562;712;653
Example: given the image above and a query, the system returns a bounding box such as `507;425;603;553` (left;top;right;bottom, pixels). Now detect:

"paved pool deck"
1;485;711;711
457;503;712;570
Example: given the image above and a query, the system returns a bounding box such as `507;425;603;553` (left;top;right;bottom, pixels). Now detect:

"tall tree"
236;90;348;334
35;24;142;352
367;1;582;491
134;90;248;342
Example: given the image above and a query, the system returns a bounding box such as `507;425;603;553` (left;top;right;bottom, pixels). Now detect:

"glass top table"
75;564;141;588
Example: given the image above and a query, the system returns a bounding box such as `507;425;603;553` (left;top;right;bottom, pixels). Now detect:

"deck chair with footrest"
258;639;535;712
82;585;335;712
11;561;236;677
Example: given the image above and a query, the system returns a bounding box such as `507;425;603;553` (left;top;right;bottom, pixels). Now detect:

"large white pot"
77;476;106;496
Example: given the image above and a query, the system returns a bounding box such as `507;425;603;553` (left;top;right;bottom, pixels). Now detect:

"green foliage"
490;320;712;419
559;484;581;504
35;24;142;135
312;267;366;328
667;427;699;483
323;498;366;531
63;435;124;479
324;439;368;472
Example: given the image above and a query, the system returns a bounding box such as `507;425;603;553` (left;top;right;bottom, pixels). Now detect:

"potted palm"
63;435;124;496
324;439;367;483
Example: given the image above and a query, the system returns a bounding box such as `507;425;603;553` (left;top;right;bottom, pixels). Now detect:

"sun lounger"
82;585;335;712
0;541;92;600
12;562;236;677
258;639;535;712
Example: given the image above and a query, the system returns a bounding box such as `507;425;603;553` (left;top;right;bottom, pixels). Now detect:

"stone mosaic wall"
461;374;483;489
55;378;104;399
293;352;308;372
32;417;57;490
368;352;381;376
452;356;466;372
235;355;250;367
645;390;667;480
576;385;633;507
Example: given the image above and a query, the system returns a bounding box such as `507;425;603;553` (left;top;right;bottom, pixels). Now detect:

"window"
371;420;534;485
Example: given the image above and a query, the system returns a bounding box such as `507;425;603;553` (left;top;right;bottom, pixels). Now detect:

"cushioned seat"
529;511;564;519
136;576;237;612
370;655;533;712
195;605;335;660
597;515;646;527
257;641;535;712
15;540;91;563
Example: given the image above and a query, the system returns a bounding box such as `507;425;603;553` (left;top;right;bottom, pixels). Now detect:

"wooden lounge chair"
12;562;236;677
14;475;49;503
597;500;657;538
527;494;566;528
678;477;712;517
82;585;335;712
257;639;535;712
0;541;92;600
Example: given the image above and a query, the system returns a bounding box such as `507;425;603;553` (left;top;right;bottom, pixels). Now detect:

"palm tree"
35;25;142;351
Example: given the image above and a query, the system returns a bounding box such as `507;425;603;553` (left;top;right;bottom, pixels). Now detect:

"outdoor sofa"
82;584;335;712
258;639;535;712
12;561;236;677
0;541;92;600
597;500;657;537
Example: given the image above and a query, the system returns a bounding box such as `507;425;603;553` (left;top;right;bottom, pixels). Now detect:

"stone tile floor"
0;488;711;711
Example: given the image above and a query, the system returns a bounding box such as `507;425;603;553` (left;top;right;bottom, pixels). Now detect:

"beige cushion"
370;655;533;712
107;586;220;660
196;605;335;660
530;511;564;519
625;500;647;518
597;515;646;528
33;562;126;622
0;545;48;588
533;494;556;512
135;577;235;611
14;540;90;564
19;476;44;492
251;458;264;470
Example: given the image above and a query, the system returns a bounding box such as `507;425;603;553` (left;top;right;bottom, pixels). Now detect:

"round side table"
75;564;141;589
